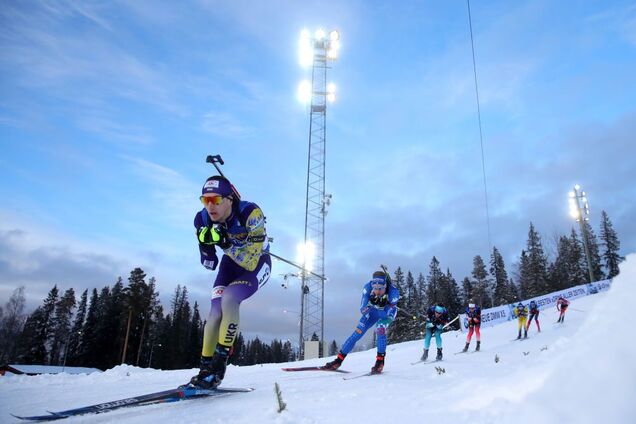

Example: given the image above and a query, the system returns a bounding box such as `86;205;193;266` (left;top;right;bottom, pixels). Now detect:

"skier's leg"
434;328;442;348
218;256;270;349
201;295;222;357
475;325;481;342
424;327;433;350
341;310;378;355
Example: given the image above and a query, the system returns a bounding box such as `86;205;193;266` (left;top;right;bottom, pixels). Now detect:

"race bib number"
257;263;271;288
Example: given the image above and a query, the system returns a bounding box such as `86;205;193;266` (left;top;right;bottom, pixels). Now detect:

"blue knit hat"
435;305;444;313
202;176;237;198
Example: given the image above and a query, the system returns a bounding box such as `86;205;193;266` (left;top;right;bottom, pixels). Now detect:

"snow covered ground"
2;255;635;424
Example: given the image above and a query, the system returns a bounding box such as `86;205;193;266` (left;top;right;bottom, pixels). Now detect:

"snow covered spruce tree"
387;267;408;344
600;210;623;278
491;247;513;306
518;223;550;298
471;255;492;308
581;220;604;281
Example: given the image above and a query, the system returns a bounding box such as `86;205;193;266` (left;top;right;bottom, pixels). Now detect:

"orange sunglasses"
200;195;224;206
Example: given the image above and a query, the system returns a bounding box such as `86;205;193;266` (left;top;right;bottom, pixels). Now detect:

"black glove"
213;225;231;249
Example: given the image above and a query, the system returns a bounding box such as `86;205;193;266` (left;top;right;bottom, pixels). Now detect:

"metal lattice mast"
297;29;339;359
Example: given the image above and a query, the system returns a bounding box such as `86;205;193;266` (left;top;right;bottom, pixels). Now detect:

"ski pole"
569;307;585;312
269;251;326;281
397;307;418;320
442;315;460;329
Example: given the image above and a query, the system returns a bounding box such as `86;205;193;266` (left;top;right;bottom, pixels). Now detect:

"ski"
410;359;442;366
343;371;383;380
454;350;468;355
11;385;253;422
281;366;350;374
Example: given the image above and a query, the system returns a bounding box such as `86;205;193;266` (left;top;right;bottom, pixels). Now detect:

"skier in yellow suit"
513;302;528;339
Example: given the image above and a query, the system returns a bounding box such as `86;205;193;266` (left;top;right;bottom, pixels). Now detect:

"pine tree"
187;301;203;368
461;277;473;305
66;289;88;366
567;229;588;286
520;223;550;297
78;289;100;367
490;247;510;306
599;210;623;278
441;269;462;325
0;286;26;363
582;221;604;281
426;257;443;305
471;255;492;308
49;288;76;366
121;268;149;365
387;267;408;344
549;235;571;291
403;271;420;340
15;307;46;363
40;286;59;364
328;340;338;356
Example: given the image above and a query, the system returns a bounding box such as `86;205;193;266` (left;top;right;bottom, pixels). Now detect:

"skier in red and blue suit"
324;270;400;373
526;300;541;333
462;302;481;352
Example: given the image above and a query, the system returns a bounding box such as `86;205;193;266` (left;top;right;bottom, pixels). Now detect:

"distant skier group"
184;171;575;389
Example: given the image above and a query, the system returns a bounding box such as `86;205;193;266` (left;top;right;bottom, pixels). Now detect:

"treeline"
0;210;624;367
0;268;295;369
386;211;623;344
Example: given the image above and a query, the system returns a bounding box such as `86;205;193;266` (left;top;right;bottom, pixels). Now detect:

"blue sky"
1;0;635;344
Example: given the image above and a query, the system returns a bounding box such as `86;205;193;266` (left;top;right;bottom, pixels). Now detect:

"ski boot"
371;353;385;374
187;345;230;389
421;348;429;361
476;341;481;352
436;348;443;361
524;329;528;339
323;352;346;370
517;330;522;340
462;342;470;353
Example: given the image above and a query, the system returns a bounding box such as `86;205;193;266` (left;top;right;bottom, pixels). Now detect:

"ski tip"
11;412;67;422
216;387;254;393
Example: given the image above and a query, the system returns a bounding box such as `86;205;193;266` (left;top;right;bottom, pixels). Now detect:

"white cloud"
201;111;254;138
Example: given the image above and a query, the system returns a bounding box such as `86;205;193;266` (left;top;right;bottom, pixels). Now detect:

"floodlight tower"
296;28;340;359
568;184;595;283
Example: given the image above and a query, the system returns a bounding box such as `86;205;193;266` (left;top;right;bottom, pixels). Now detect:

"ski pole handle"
206;154;226;178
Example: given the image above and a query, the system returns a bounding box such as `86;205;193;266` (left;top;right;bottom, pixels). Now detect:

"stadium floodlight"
315;28;326;40
329;30;340;41
296;240;316;274
297;80;312;103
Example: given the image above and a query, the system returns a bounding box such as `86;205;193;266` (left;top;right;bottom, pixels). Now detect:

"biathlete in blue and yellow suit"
324;270;399;373
187;175;271;389
513;302;529;339
422;304;449;361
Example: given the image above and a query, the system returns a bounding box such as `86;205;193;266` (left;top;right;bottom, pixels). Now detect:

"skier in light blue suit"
324;270;400;373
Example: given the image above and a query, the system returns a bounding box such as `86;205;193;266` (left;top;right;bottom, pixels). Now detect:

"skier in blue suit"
324;270;400;373
421;304;449;361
